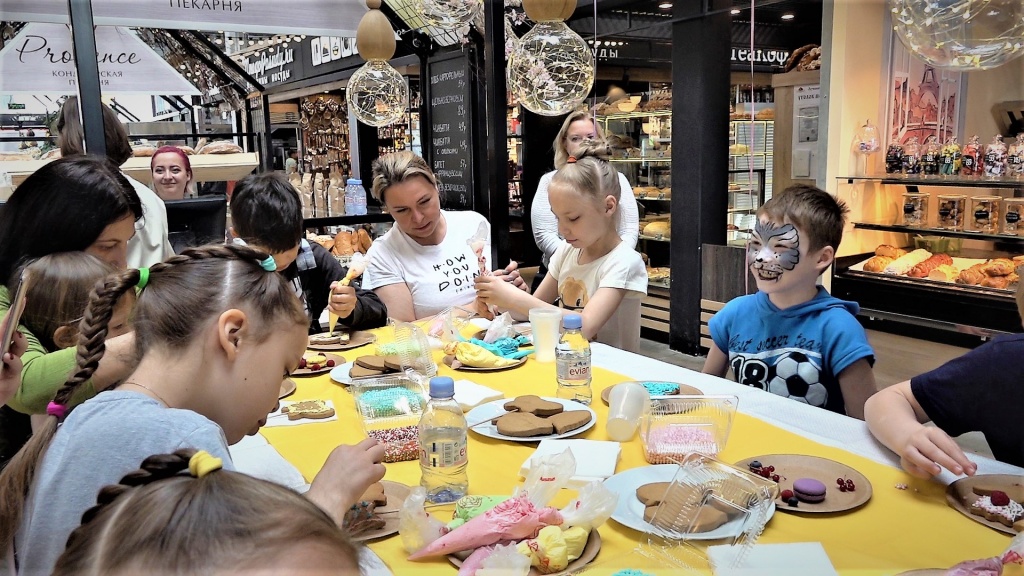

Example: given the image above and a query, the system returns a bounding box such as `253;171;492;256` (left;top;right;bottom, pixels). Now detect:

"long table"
259;339;1022;575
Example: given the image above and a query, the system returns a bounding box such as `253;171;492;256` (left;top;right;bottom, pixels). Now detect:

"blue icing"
640;381;680;396
357;387;424;418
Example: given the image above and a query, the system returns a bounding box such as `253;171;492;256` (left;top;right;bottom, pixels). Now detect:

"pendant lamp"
347;0;409;127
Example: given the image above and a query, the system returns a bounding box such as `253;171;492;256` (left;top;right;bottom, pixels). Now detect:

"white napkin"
228;433;309;492
708;542;837;576
262;400;338;427
454;379;504;412
519;439;621;488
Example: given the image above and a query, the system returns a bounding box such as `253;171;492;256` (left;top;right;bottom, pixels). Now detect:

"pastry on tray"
862;256;892;273
874;244;908;259
907;253;953;278
883;249;931;275
927;264;959;282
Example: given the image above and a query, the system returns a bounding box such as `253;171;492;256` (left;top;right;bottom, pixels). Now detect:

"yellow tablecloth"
262;340;1009;575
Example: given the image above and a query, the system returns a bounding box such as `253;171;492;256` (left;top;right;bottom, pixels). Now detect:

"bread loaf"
132;146;157;158
927;264;959;282
981;275;1011;289
332;231;354;257
956;263;987;285
176;145;196;155
883;249;931;275
981;258;1014;277
907;253;954;278
643;221;670;239
198;141;244;154
875;244;908;259
862;256;892;273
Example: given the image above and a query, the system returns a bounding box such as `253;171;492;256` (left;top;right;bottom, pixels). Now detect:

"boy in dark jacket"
229;173;388;333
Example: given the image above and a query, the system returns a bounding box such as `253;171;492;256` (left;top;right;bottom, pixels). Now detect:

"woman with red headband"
150;146;194;201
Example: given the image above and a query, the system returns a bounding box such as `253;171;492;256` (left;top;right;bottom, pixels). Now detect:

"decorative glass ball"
891;0;1024;70
346;60;409;127
411;0;483;30
508;21;595;116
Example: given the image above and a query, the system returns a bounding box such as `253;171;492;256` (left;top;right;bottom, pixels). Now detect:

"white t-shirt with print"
548;240;648;352
364;210;490;319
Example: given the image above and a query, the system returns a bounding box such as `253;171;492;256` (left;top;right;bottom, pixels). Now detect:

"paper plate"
443;354;527;372
603;464;776;539
447;529;602;576
308;330;377;351
735;454;872;514
599;382;703;405
465;397;596;442
293;353;345;377
946;474;1024;535
351;480;410;542
278;379;297;399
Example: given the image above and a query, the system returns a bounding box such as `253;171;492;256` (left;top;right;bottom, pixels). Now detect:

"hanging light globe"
411;0;483;30
347;60;409;127
347;0;408;127
507;17;594;116
890;0;1024;70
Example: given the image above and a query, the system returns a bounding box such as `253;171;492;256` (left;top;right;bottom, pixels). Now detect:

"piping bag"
468;222;497;320
329;252;366;334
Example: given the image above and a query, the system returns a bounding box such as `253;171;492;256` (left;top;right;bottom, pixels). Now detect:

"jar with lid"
885;143;904;174
936;194;966;230
940;137;962;176
902;137;922;175
902;192;929;227
1003;199;1024;235
921;136;941;176
961;135;981;176
984;135;1008;178
971;195;1001;233
1007;133;1024;177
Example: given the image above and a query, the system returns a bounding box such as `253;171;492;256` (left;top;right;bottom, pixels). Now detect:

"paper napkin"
708;542;838;576
519;439;622;488
228;433;308;491
454;379;504;412
263;400;338;427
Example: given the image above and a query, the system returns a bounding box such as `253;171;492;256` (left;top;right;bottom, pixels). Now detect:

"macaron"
792;478;827;504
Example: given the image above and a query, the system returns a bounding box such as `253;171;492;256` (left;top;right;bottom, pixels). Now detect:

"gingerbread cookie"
970;489;1024;528
636;482;671;507
350;365;384;378
383;355;403;371
360;482;388;507
643;501;729;533
309;332;341;345
494;412;555;437
282;400;335;420
356;355;388;371
548;410;593;434
973;484;1024;503
503;395;564;417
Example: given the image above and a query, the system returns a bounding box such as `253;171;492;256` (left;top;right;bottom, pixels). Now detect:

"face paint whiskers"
749;220;800;282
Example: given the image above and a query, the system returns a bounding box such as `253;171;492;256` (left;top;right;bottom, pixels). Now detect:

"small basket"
352;377;426;463
640;395;738;464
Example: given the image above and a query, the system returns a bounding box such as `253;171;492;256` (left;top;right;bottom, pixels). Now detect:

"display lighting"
781;13;794;20
658;2;672;8
731;8;740;15
411;0;483;29
891;0;1024;70
508;0;595;116
346;0;409;127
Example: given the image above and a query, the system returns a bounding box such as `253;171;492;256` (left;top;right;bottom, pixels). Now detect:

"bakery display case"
726;168;766;247
729;119;774;201
832;175;1024;335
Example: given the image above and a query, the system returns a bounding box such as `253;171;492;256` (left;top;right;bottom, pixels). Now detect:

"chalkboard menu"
427;53;473;210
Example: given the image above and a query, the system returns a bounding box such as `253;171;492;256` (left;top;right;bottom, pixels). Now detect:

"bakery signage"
731;46;790;65
2;0;366;37
0;23;200;95
427;52;474;210
241;48;296;86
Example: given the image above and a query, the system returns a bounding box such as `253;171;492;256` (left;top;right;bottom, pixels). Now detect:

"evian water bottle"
555;314;592;405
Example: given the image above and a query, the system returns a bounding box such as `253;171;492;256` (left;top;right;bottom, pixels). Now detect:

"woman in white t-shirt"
363;152;524;321
477;141;647;352
532;110;639;269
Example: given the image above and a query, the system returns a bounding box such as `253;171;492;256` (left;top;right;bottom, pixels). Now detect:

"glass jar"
885;143;904;174
940;137;962;176
1003;199;1024;235
921;135;941;176
936;194;967;230
984;135;1008;178
1008;133;1024;177
971;195;1001;233
902;137;922;175
902;193;929;226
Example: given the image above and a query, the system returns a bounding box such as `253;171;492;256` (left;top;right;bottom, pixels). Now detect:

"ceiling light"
731;8;740;15
658;2;672;8
214;38;222;44
258;39;264;44
781;13;795;20
248;40;255;45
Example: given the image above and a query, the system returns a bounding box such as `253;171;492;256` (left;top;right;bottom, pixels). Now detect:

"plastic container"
606;382;651;442
344;178;358;215
555;314;592;405
972;195;1002;233
353;376;426;463
936;194;967;230
419;376;469;503
1004;199;1024;235
901;192;929;227
914;235;963;256
353;179;368;215
640;395;739;463
529;308;562;363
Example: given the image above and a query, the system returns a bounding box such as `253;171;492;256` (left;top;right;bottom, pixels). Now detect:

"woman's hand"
475;274;522;309
328;283;358;319
492;261;528;293
1;331;26;406
306;438;387;525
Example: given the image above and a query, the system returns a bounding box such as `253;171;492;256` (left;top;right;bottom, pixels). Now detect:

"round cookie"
309;332;341;345
793;478;827;503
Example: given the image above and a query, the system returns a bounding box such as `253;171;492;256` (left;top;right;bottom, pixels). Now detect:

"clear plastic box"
640;395;738;463
352;377;426;463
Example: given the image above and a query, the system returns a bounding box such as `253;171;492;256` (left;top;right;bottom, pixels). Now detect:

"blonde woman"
363;151;524;321
531;110;640;268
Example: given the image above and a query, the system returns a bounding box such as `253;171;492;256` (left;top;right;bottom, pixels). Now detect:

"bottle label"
557;360;591;381
903;203;915;215
963;156;975;168
1007;211;1020;224
421;437;467;468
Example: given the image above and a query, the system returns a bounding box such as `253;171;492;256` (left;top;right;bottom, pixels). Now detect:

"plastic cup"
607;382;651;442
529;308;562;363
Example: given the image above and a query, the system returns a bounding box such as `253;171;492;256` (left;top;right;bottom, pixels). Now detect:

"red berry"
839;485;847;492
766;466;775;473
991;491;1011;507
772;474;780;482
761;469;771;478
298;358;307;369
845;479;855;491
836;477;845;486
780;489;794;500
326;359;336;367
310;363;321;371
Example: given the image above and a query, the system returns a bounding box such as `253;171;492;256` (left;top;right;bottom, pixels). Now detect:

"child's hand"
328;282;358;319
307;438;387;524
899;426;977;478
1;331;26;407
474;274;519;308
492;261;528;293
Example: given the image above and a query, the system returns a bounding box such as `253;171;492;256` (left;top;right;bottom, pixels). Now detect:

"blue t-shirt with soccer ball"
709;287;875;415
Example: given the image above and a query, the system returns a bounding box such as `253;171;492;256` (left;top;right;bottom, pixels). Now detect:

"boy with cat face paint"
703;185;877;419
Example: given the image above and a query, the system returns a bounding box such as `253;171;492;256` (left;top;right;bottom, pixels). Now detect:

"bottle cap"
346;178;358;185
353;179;363;185
562;314;582;330
429;376;455;398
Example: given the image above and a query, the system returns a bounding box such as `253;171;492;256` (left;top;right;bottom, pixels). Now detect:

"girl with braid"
0;244;385;574
52;449;361;575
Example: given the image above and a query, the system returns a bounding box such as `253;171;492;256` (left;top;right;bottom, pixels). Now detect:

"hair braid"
75;450;194;529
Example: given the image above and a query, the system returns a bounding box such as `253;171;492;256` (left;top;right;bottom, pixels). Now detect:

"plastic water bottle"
353;178;368;215
555;314;592;405
419;376;468;503
344;178;357;216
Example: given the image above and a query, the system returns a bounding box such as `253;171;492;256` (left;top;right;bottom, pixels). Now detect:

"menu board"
427;53;473;210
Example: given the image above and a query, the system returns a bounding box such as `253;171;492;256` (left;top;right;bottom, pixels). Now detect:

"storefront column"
68;0;106;156
482;0;510;266
669;0;731;354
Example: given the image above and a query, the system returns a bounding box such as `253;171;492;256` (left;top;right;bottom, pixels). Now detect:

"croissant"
956;264;987;285
863;256;892;273
357;228;373;253
981;275;1011;289
875;244;908;259
332;231;354;257
982;258;1015;277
